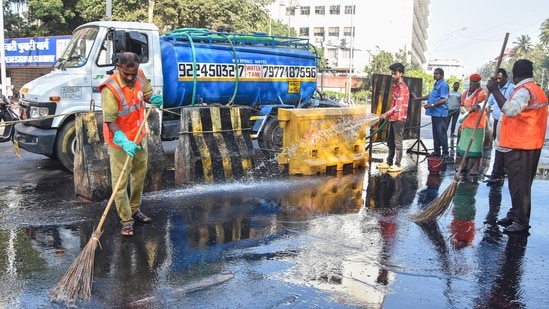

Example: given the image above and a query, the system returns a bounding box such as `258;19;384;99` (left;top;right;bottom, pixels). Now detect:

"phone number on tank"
178;63;317;79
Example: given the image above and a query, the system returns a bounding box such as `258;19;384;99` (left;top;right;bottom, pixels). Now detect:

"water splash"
286;113;379;155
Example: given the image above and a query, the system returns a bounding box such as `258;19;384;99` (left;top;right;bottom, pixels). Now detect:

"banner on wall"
4;35;71;67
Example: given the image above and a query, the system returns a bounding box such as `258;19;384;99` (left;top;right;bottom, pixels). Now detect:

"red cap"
469;73;481;82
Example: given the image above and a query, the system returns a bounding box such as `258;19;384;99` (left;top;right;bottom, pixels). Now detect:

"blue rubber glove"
113;131;141;157
150;93;163;108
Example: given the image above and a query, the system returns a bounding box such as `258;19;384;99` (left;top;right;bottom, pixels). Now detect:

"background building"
426;58;465;79
270;0;430;75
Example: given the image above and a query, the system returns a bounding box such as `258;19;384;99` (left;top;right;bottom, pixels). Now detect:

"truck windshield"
54;26;98;69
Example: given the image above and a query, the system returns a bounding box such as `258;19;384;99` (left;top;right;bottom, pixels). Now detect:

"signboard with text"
4;35;71;67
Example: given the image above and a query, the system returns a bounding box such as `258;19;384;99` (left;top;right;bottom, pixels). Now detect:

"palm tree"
512;35;533;60
540;18;549;46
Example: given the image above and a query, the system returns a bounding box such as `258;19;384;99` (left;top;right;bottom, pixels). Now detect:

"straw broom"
49;103;156;304
412;32;509;223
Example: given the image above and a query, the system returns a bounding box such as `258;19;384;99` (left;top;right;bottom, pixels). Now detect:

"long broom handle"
94;103;156;234
454;32;509;180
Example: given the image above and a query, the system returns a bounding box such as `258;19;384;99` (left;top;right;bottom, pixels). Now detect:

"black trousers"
446;109;460;135
491;150;505;179
431;116;449;156
490;119;505;178
492;119;499;141
504;149;541;227
387;120;404;166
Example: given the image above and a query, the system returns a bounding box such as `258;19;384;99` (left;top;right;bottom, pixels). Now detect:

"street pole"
268;13;272;35
287;7;292;37
106;0;112;20
346;0;354;105
0;0;7;95
321;70;324;92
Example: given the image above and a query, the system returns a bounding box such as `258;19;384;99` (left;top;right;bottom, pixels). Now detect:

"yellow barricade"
74;110;165;201
175;106;254;185
277;107;377;175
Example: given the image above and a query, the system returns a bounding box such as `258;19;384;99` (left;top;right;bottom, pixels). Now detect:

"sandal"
132;210;152;223
377;162;390;169
121;224;133;236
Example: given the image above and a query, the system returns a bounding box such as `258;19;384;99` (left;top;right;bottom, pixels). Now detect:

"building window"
327;48;337;58
315;6;325;15
286;7;296;16
328;27;339;37
329;5;340;15
313;27;325;39
343;27;355;37
299;27;309;36
300;6;310;16
341;49;351;58
344;5;355;14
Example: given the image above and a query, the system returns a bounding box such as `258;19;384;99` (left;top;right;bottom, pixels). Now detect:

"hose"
162;28;252;106
366;117;389;140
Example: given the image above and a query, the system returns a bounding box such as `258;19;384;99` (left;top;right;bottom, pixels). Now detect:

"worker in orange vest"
486;59;548;234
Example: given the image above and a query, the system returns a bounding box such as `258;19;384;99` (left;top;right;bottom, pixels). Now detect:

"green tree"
539;17;549;46
479;20;549;91
406;69;434;95
154;0;274;34
75;0;149;23
512;34;534;60
26;0;83;35
4;0;275;37
4;0;31;37
362;48;418;92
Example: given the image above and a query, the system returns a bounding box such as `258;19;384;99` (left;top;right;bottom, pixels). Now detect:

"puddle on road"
0;161;539;308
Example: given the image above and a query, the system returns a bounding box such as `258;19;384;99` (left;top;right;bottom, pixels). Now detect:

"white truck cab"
15;21;163;172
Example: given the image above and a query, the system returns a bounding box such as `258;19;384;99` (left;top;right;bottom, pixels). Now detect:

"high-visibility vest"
99;70;147;147
500;81;548;149
460;88;487;129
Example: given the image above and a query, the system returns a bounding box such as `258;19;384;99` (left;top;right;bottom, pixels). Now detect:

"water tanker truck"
14;21;337;172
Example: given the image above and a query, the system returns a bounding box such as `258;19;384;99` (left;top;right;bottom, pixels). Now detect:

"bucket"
427;157;444;174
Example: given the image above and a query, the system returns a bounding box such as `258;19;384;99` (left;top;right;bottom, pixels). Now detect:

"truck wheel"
55;120;76;173
258;117;283;154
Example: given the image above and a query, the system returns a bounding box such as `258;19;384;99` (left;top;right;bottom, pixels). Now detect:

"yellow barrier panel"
74;110;165;201
277;107;378;175
175;106;254;185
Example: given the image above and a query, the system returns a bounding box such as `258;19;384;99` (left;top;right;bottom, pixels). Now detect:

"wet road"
2;115;549;308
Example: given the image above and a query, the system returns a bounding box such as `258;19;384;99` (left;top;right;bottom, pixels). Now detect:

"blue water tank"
160;29;318;108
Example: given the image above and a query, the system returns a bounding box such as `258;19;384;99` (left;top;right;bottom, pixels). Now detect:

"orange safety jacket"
500;81;548;150
99;70;147;148
460;88;487;129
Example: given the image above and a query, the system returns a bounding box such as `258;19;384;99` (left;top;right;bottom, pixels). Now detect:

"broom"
412;32;509;223
49;102;156;304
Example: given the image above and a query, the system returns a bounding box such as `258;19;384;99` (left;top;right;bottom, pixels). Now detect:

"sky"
428;0;548;74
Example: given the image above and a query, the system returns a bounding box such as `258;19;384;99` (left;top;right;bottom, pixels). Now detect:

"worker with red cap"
456;73;487;178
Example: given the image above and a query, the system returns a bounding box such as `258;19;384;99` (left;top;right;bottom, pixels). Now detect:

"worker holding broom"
486;59;548;234
100;52;163;236
49;52;164;303
456;73;488;178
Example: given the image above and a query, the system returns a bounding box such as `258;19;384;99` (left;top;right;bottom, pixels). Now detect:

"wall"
7;67;51;94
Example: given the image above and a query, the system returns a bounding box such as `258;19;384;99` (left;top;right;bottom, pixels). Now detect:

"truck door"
91;29;154;109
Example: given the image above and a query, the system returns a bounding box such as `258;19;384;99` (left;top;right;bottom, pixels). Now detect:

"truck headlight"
29;106;50;118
